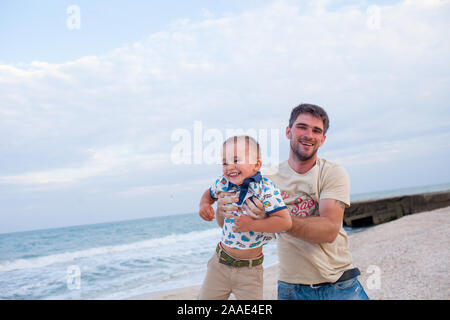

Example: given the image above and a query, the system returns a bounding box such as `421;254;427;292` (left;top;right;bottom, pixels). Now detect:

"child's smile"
227;171;241;179
224;164;254;185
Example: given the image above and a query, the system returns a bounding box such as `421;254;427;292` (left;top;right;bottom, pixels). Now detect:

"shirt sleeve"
319;165;351;207
261;178;288;215
209;176;228;200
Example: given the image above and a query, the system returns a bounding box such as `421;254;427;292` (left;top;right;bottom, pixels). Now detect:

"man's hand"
215;192;239;228
217;192;267;230
199;203;215;221
242;197;266;219
217;191;239;214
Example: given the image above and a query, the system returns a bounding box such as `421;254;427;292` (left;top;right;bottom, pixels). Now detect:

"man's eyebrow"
295;122;323;132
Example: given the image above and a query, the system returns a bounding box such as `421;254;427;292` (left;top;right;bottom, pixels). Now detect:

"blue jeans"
278;278;370;300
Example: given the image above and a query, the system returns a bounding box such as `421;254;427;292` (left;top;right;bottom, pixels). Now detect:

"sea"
1;183;449;300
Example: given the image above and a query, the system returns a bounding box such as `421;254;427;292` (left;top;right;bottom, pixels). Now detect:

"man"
216;103;369;300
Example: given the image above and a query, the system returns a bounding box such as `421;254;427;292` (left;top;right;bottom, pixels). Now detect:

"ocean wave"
0;227;221;272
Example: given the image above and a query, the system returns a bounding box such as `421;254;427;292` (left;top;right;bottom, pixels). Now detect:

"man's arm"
232;209;292;233
243;197;346;244
288;199;346;244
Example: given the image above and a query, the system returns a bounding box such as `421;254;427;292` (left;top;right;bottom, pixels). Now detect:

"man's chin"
298;154;315;161
292;148;317;162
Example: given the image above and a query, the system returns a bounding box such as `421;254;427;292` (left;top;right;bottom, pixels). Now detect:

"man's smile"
299;140;314;147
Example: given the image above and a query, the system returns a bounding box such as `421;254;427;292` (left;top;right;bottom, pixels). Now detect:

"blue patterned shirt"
209;172;287;250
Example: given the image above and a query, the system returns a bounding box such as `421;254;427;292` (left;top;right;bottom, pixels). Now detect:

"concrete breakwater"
344;190;450;227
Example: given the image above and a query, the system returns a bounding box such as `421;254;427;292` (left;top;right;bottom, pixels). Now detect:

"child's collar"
225;171;262;205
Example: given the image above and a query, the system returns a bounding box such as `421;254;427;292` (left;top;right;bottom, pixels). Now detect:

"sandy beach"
140;206;449;300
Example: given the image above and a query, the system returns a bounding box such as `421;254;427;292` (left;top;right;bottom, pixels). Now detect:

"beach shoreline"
132;206;449;300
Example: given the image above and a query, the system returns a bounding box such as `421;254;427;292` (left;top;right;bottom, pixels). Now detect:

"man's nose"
302;128;313;139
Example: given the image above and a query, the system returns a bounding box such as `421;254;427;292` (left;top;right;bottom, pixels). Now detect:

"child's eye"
223;159;243;165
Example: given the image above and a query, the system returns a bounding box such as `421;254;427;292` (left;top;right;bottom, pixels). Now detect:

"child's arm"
199;189;216;222
231;209;292;233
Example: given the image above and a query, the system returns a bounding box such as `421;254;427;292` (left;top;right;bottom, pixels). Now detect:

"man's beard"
290;139;318;162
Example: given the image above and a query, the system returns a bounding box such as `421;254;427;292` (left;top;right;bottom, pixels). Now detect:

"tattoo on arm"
335;200;346;210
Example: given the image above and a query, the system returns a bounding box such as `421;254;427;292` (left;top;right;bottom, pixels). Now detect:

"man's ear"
285;126;291;140
320;135;327;147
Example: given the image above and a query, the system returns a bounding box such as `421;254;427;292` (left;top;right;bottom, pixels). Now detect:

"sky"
1;0;449;234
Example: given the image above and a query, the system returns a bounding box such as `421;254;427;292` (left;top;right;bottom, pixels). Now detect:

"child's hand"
199;203;215;221
232;215;255;233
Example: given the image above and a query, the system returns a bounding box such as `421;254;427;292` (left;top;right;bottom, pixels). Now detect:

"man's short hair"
289;103;330;134
223;135;261;160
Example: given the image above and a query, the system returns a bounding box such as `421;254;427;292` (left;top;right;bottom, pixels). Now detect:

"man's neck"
288;153;317;174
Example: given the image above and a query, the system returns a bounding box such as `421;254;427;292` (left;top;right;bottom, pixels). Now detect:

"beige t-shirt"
264;158;353;284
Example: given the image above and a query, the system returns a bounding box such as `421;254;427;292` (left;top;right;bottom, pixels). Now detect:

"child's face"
222;140;262;185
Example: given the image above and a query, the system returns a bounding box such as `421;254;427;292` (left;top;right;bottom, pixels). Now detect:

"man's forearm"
288;215;340;244
250;216;288;233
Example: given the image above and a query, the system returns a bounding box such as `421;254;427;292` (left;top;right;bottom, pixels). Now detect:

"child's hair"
223;135;261;160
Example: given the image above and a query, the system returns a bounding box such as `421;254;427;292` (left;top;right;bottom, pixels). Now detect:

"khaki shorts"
198;251;264;300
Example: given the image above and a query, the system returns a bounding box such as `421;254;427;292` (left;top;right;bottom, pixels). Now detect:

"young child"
198;135;292;300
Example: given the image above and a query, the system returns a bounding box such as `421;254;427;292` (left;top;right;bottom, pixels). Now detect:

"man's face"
286;113;326;162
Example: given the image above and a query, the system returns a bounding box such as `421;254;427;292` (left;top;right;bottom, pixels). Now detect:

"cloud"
322;130;450;167
0;0;449;232
0;166;107;186
0;145;171;188
117;178;212;197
